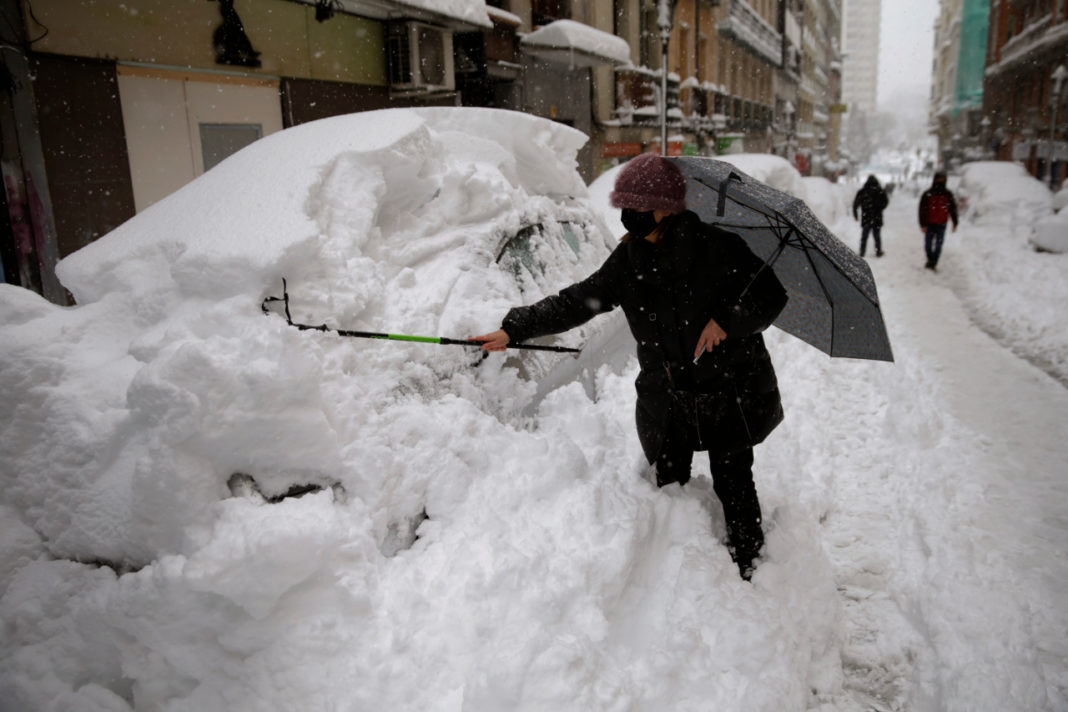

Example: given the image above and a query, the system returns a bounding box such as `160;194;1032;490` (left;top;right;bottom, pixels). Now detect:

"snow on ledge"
521;19;632;67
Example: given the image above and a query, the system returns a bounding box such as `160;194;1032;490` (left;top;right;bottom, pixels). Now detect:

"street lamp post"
1048;64;1067;189
784;100;796;167
658;0;678;156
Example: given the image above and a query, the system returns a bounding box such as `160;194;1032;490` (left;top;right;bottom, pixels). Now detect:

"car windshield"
496;219;590;294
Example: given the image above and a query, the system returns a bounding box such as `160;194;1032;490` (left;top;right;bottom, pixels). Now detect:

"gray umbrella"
669;156;893;362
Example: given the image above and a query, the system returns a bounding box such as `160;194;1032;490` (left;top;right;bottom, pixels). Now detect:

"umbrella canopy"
670;156;894;362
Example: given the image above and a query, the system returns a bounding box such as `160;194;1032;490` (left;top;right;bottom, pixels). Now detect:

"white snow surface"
520;19;632;66
1033;209;1068;253
716;153;809;198
397;0;493;28
2;120;1067;712
956;160;1054;225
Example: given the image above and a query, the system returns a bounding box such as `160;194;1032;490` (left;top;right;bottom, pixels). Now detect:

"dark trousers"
860;225;882;256
924;224;947;266
655;432;764;568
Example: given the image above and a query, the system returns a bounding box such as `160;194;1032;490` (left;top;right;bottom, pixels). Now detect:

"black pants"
655;429;764;567
860;225;882;256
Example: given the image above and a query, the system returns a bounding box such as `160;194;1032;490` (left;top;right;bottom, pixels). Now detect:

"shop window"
200;123;262;171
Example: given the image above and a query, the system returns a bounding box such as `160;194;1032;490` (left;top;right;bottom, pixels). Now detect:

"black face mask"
621;209;658;239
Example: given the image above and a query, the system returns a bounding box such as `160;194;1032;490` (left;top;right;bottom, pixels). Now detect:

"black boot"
726;525;763;581
710;448;763;581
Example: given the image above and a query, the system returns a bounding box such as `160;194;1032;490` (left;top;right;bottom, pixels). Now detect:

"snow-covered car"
1032;209;1068;253
715;153;807;198
0;107;619;569
956;160;1054;226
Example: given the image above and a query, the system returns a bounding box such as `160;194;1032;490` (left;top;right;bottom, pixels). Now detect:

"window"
532;0;569;25
199;123;262;172
496;220;589;293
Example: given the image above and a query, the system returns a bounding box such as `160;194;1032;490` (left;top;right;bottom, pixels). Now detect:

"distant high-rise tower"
842;0;881;119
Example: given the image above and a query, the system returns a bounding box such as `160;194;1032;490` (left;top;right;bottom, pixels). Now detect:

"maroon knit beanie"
609;153;687;213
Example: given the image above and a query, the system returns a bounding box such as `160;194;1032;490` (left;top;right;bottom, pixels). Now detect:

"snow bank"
800;176;851;227
944;168;1068;383
957;161;1053;225
715;154;807;199
1032;210;1068;253
1052;187;1068;213
0;110;850;711
587;163;626;238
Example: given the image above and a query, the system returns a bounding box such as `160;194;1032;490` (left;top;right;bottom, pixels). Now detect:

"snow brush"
261;279;581;354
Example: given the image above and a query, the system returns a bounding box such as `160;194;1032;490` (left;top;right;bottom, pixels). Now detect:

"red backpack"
926;194;951;225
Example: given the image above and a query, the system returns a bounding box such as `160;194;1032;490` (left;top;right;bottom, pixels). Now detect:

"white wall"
118;67;283;212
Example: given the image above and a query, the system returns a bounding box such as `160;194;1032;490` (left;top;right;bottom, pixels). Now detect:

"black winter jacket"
853;179;889;228
502;211;788;463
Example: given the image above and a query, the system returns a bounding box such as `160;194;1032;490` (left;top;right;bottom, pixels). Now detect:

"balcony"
614;66;680;127
717;0;782;65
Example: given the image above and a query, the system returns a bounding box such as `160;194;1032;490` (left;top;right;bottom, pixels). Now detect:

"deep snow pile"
2;112;845;711
956;161;1053;224
934;162;1068;384
715;153;808;198
3;125;1065;711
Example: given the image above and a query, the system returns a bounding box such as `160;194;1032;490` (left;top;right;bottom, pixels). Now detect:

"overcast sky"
877;0;939;112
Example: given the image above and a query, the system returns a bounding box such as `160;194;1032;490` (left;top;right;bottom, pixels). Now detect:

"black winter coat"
502;211;788;463
853;179;889;228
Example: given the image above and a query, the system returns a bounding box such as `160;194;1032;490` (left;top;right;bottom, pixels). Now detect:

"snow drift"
0;110;845;711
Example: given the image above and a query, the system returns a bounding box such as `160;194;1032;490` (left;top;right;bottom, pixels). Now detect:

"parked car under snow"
0;107;623;568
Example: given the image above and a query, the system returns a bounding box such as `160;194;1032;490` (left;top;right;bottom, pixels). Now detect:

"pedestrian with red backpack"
918;171;959;271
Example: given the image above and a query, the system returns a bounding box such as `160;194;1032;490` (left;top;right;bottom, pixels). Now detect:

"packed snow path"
818;194;1068;710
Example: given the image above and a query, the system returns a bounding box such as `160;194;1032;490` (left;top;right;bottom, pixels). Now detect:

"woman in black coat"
475;154;787;580
852;175;889;257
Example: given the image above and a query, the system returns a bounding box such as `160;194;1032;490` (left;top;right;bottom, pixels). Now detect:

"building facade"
984;0;1068;189
796;0;843;175
2;0;848;304
841;0;879;119
0;0;494;303
840;0;879;165
928;0;988;170
601;0;842;177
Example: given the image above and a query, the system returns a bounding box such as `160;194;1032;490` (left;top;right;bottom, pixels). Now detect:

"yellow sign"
829;103;848;113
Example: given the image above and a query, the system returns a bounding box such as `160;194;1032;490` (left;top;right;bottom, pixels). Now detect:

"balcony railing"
717;0;782;65
614;66;680;126
614;68;773;136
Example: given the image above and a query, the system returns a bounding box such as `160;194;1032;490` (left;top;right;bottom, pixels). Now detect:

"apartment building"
984;0;1068;189
604;0;841;177
928;0;988;170
792;0;843;174
841;0;879;120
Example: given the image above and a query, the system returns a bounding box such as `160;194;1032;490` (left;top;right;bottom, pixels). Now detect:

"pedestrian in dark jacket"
918;171;959;271
474;153;788;581
852;175;889;257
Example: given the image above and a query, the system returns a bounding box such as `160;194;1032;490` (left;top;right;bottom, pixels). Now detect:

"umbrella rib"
796;231;838;356
738;220;791;300
693;176;778;220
